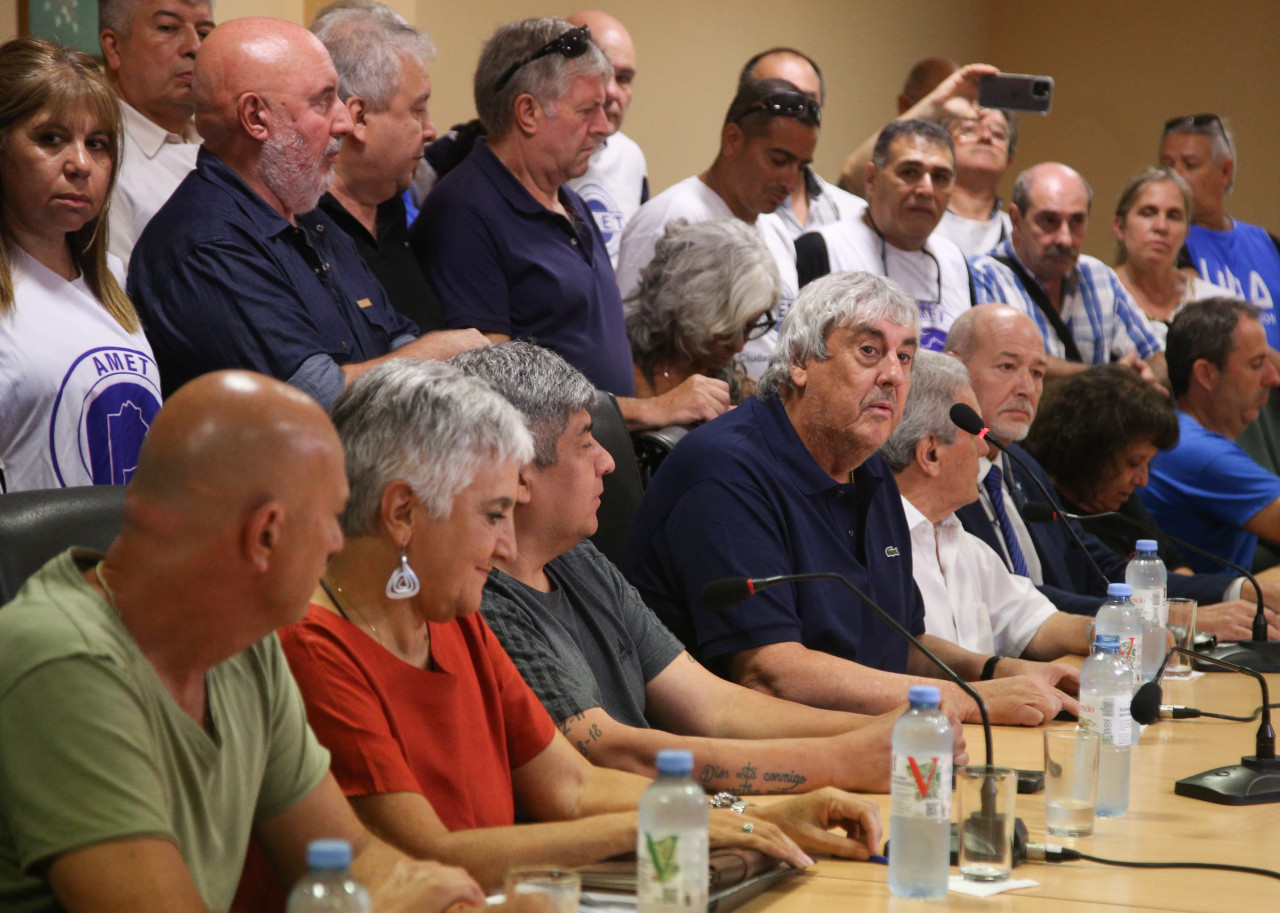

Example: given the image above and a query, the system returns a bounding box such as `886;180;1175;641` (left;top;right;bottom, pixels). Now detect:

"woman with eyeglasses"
626;219;782;406
1112;166;1230;344
0;38;162;493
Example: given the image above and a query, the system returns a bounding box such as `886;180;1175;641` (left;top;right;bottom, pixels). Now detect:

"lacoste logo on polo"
884;546;900;558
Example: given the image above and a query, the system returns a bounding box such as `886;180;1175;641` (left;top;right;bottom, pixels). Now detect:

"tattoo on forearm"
697;760;807;794
559;713;604;758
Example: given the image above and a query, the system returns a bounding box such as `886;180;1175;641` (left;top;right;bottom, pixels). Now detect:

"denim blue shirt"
411;140;634;395
622;394;925;676
129;148;417;406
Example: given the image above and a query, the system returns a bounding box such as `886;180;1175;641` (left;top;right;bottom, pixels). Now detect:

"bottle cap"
1106;583;1132;598
1093;633;1121;652
908;685;941;705
655;749;694;775
306;839;352;871
1135;539;1159;554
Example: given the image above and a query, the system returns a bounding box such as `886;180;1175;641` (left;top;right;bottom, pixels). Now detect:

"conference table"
741;669;1280;911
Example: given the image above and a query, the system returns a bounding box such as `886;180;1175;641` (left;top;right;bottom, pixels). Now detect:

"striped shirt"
968;239;1162;362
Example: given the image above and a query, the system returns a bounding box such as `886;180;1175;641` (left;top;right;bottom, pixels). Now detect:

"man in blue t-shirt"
623;272;1077;725
1143;299;1280;571
1161;114;1280;350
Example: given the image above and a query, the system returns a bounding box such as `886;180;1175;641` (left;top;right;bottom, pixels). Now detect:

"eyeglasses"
737;91;822;127
949;117;1010;145
494;25;593;92
743;310;777;341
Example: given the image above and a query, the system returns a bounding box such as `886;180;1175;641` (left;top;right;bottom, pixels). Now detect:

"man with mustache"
98;0;213;270
128;17;483;408
1143;298;1280;573
795;120;972;352
623;272;1076;726
969;162;1164;382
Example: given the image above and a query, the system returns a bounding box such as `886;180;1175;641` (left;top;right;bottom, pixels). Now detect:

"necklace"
320;575;387;648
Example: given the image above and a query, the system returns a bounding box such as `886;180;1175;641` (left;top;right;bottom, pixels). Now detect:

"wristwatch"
709;792;755;814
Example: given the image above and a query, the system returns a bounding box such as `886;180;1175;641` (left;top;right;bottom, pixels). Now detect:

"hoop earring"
386;548;420;599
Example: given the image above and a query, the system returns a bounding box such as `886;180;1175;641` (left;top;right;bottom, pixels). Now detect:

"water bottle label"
890;753;952;819
1079;696;1132;747
1117;635;1141;680
637;831;707;910
1130;588;1166;624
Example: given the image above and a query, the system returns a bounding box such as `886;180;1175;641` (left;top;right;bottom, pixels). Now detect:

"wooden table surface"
739;670;1280;911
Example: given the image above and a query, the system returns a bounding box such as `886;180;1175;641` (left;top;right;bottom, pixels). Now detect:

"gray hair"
626;219;782;379
758;271;920;401
881;350;970;471
451;341;596;469
1011;164;1093;215
871;118;954;169
331;360;534;535
473;17;611;141
1113;166;1193;265
311;1;435;111
1163;115;1237;193
99;0;213;38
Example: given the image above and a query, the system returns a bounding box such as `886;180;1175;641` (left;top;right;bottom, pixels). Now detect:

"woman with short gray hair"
627;219;782;404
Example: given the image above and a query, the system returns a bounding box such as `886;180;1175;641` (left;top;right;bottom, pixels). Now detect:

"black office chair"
0;486;126;604
587;390;645;566
634;424;689;488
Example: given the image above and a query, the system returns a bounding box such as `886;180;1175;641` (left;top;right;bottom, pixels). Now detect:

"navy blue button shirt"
410;140;635;395
622;394;925;676
129;147;417;400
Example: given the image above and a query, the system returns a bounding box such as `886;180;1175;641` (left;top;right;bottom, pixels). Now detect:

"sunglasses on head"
494;25;593;92
1163;113;1227;143
737;91;822;127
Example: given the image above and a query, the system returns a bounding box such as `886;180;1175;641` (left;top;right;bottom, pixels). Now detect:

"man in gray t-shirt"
455;342;966;795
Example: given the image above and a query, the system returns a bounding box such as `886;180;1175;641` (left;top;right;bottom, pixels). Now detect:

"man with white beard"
129;17;483;408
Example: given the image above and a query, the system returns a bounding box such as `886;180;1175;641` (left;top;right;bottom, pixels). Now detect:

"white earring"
386;548;420;599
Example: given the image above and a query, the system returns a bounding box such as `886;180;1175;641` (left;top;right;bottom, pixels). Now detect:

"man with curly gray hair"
625;272;1075;726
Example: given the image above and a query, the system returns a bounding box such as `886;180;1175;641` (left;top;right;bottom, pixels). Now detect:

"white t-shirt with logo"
0;251;163;492
566;131;649;269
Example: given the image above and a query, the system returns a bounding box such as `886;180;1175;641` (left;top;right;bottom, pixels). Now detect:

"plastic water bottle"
889;685;953;898
1079;634;1132;817
638;749;709;913
286;840;371;913
1126;540;1168;681
1094;583;1142;687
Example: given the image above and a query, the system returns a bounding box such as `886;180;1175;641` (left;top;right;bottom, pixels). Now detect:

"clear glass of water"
1044;727;1099;836
957;765;1016;881
1165;599;1197;678
504;867;580;913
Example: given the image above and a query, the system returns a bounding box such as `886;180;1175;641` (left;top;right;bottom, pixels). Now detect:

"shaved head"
567;9;636;132
747;50;823;104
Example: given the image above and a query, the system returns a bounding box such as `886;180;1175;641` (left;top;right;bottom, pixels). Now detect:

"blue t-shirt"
621;395;925;675
129;148;417;404
1140;410;1280;572
410;141;635;396
1185;220;1280;350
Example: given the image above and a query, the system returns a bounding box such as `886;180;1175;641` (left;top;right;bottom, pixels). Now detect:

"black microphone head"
701;577;753;611
949;403;987;437
1130;680;1164;726
1021;501;1059;524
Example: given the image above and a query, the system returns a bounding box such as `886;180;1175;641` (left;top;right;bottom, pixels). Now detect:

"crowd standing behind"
6;10;1280;913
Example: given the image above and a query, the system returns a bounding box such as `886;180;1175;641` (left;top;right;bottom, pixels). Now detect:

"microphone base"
1196;640;1280;674
1175;756;1280;805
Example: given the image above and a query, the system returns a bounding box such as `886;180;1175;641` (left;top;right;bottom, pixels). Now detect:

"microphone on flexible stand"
948;404;1112;592
703;571;1026;865
1129;645;1280;805
1021;502;1280;673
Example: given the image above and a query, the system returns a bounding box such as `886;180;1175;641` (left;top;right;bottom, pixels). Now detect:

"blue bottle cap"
1093;633;1121;652
655;749;694;775
306;839;352;870
908;685;941;705
1135;539;1159;554
1107;583;1132;598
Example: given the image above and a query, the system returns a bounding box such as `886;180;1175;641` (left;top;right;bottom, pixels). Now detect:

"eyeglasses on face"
743;310;777;341
494;25;593;93
737;91;822;127
950;117;1010;145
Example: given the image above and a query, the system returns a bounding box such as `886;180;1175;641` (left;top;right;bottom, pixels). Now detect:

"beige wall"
989;0;1280;260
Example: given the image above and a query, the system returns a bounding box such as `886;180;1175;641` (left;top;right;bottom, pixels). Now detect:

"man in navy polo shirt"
623;272;1076;724
129;17;483;408
412;17;728;430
